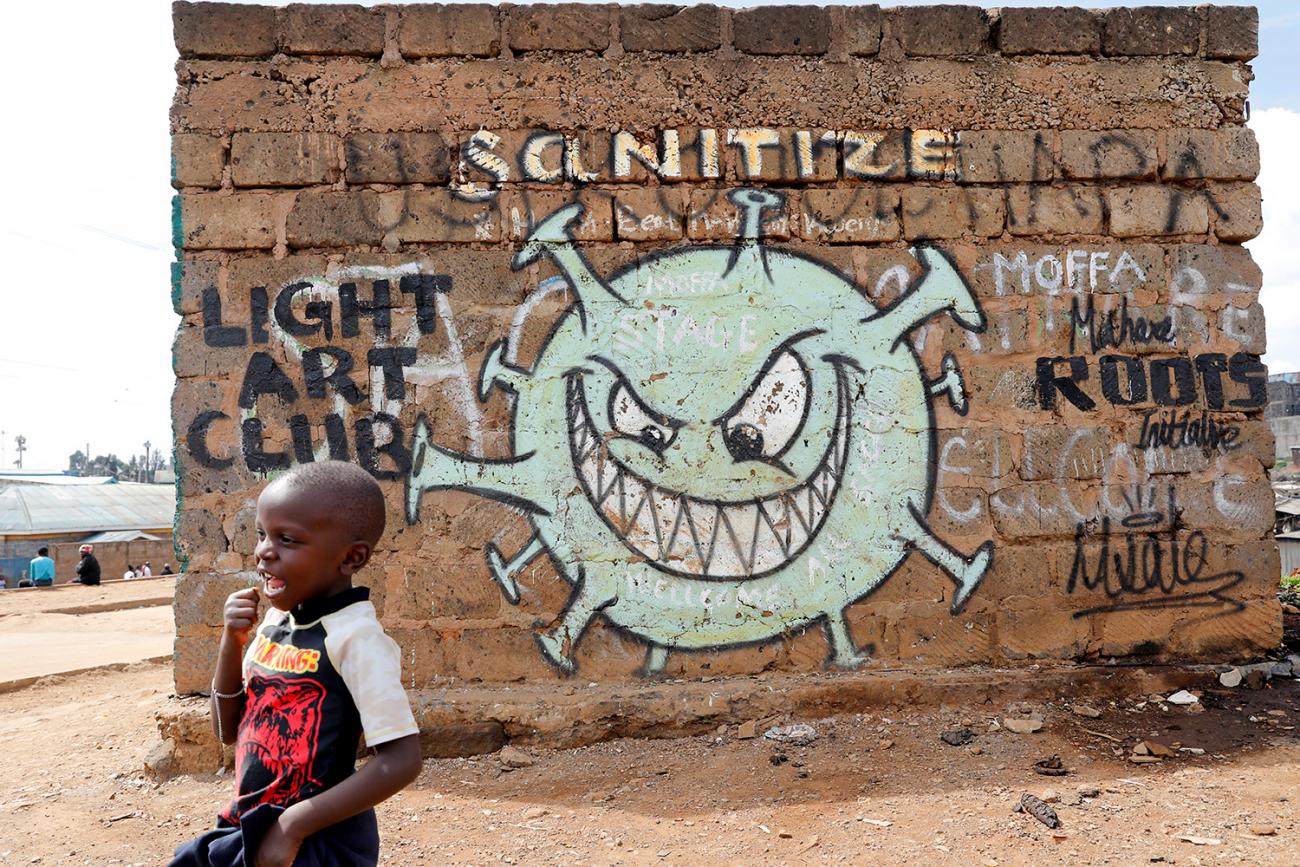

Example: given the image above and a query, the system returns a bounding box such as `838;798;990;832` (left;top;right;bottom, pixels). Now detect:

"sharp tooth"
580;446;599;496
783;493;808;552
718;502;762;576
818;466;834;505
650;488;680;561
762;497;792;555
619;471;646;525
787;485;813;536
660;496;699;572
593;450;621;506
684;499;721;575
750;500;790;573
622;483;658;557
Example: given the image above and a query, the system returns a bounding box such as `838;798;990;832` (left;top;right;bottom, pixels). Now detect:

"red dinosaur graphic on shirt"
222;676;326;823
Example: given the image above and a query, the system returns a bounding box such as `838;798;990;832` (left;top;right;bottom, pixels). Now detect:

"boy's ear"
340;541;373;576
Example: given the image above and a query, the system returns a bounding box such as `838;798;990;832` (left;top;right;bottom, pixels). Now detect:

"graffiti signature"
1067;484;1244;617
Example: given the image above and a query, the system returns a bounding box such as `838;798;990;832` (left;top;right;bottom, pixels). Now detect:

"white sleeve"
334;624;419;748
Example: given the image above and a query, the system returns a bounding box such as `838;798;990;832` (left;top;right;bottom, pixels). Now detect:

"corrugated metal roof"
0;483;174;536
1277;501;1300;517
82;530;164;543
0;473;117;487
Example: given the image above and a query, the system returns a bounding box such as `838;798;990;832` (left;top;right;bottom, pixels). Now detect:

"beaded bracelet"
211;681;244;700
211;681;244;745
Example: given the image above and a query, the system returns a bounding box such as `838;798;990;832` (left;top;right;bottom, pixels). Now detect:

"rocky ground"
0;660;1297;866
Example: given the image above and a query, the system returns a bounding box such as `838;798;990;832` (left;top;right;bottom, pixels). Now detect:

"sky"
0;0;1296;471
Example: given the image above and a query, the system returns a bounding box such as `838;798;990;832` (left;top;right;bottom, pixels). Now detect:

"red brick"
180;192;276;249
998;7;1100;55
286;189;383;247
174;629;223;694
956;130;1055;183
1059;130;1158;180
172;133;225;188
732;6;831;56
501;188;614;242
727;128;836;182
1006;186;1104;236
1102;7;1200;56
173;2;276;58
507;5;611;53
798;187;900;243
1021;425;1110;481
1204;6;1257;61
230;132;340;186
400;4;500;57
613;187;687;241
687;188;790;240
1171;244;1261;298
171;64;311;132
344;132;450;184
620;5;721;53
841;130;906;181
280;4;385;56
1164;128;1259;181
1108;186;1209;237
838;5;882;56
1169;598;1281;658
393;189;501;243
1210;183;1263;242
901;187;1004;240
889;5;989;57
996;596;1089;660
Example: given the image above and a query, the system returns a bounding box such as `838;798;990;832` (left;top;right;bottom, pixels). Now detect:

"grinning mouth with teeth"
567;370;850;581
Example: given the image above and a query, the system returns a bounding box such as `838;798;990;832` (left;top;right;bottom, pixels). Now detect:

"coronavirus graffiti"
404;189;992;673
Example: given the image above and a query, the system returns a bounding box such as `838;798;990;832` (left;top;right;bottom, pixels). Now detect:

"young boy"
172;461;421;867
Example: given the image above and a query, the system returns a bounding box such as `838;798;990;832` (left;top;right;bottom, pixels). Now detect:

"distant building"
0;479;175;583
1268;371;1300;419
1268;373;1300;462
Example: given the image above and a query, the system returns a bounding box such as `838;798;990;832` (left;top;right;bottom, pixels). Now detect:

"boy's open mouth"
260;570;287;597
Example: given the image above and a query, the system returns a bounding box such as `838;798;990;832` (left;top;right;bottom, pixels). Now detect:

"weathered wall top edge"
172;3;1258;62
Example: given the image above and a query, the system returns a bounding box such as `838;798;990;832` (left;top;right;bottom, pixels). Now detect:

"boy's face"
254;481;369;612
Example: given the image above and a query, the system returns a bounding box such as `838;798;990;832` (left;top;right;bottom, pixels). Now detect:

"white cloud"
1249;107;1300;374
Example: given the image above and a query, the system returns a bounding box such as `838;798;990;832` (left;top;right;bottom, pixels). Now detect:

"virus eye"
610;382;675;453
722;350;810;462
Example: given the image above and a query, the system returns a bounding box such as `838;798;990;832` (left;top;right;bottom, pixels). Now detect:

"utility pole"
14;435;26;469
143;441;151;484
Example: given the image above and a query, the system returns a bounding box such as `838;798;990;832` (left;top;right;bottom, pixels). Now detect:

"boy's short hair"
37;547;48;556
273;461;387;544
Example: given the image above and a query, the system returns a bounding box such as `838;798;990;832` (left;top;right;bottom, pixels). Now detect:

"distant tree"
83;453;127;478
68;450;87;474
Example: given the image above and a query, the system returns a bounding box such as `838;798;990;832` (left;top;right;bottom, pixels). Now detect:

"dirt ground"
0;578;174;684
0;658;1296;866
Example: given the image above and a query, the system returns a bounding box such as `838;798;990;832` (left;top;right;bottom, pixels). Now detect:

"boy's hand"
254;817;302;867
222;587;260;641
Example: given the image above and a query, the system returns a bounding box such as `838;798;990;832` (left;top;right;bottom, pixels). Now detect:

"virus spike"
862;246;986;348
729;188;783;241
511;202;624;304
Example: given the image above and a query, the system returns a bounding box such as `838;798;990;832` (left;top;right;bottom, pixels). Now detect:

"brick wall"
170;3;1277;695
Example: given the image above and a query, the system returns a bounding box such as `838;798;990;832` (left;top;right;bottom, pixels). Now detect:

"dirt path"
0;577;175;617
0;606;173;683
0;662;1296;865
0;579;175;685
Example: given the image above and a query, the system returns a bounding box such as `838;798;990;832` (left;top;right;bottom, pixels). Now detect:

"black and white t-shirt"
222;587;417;824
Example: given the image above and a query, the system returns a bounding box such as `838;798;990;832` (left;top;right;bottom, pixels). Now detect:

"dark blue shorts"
169;804;379;867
